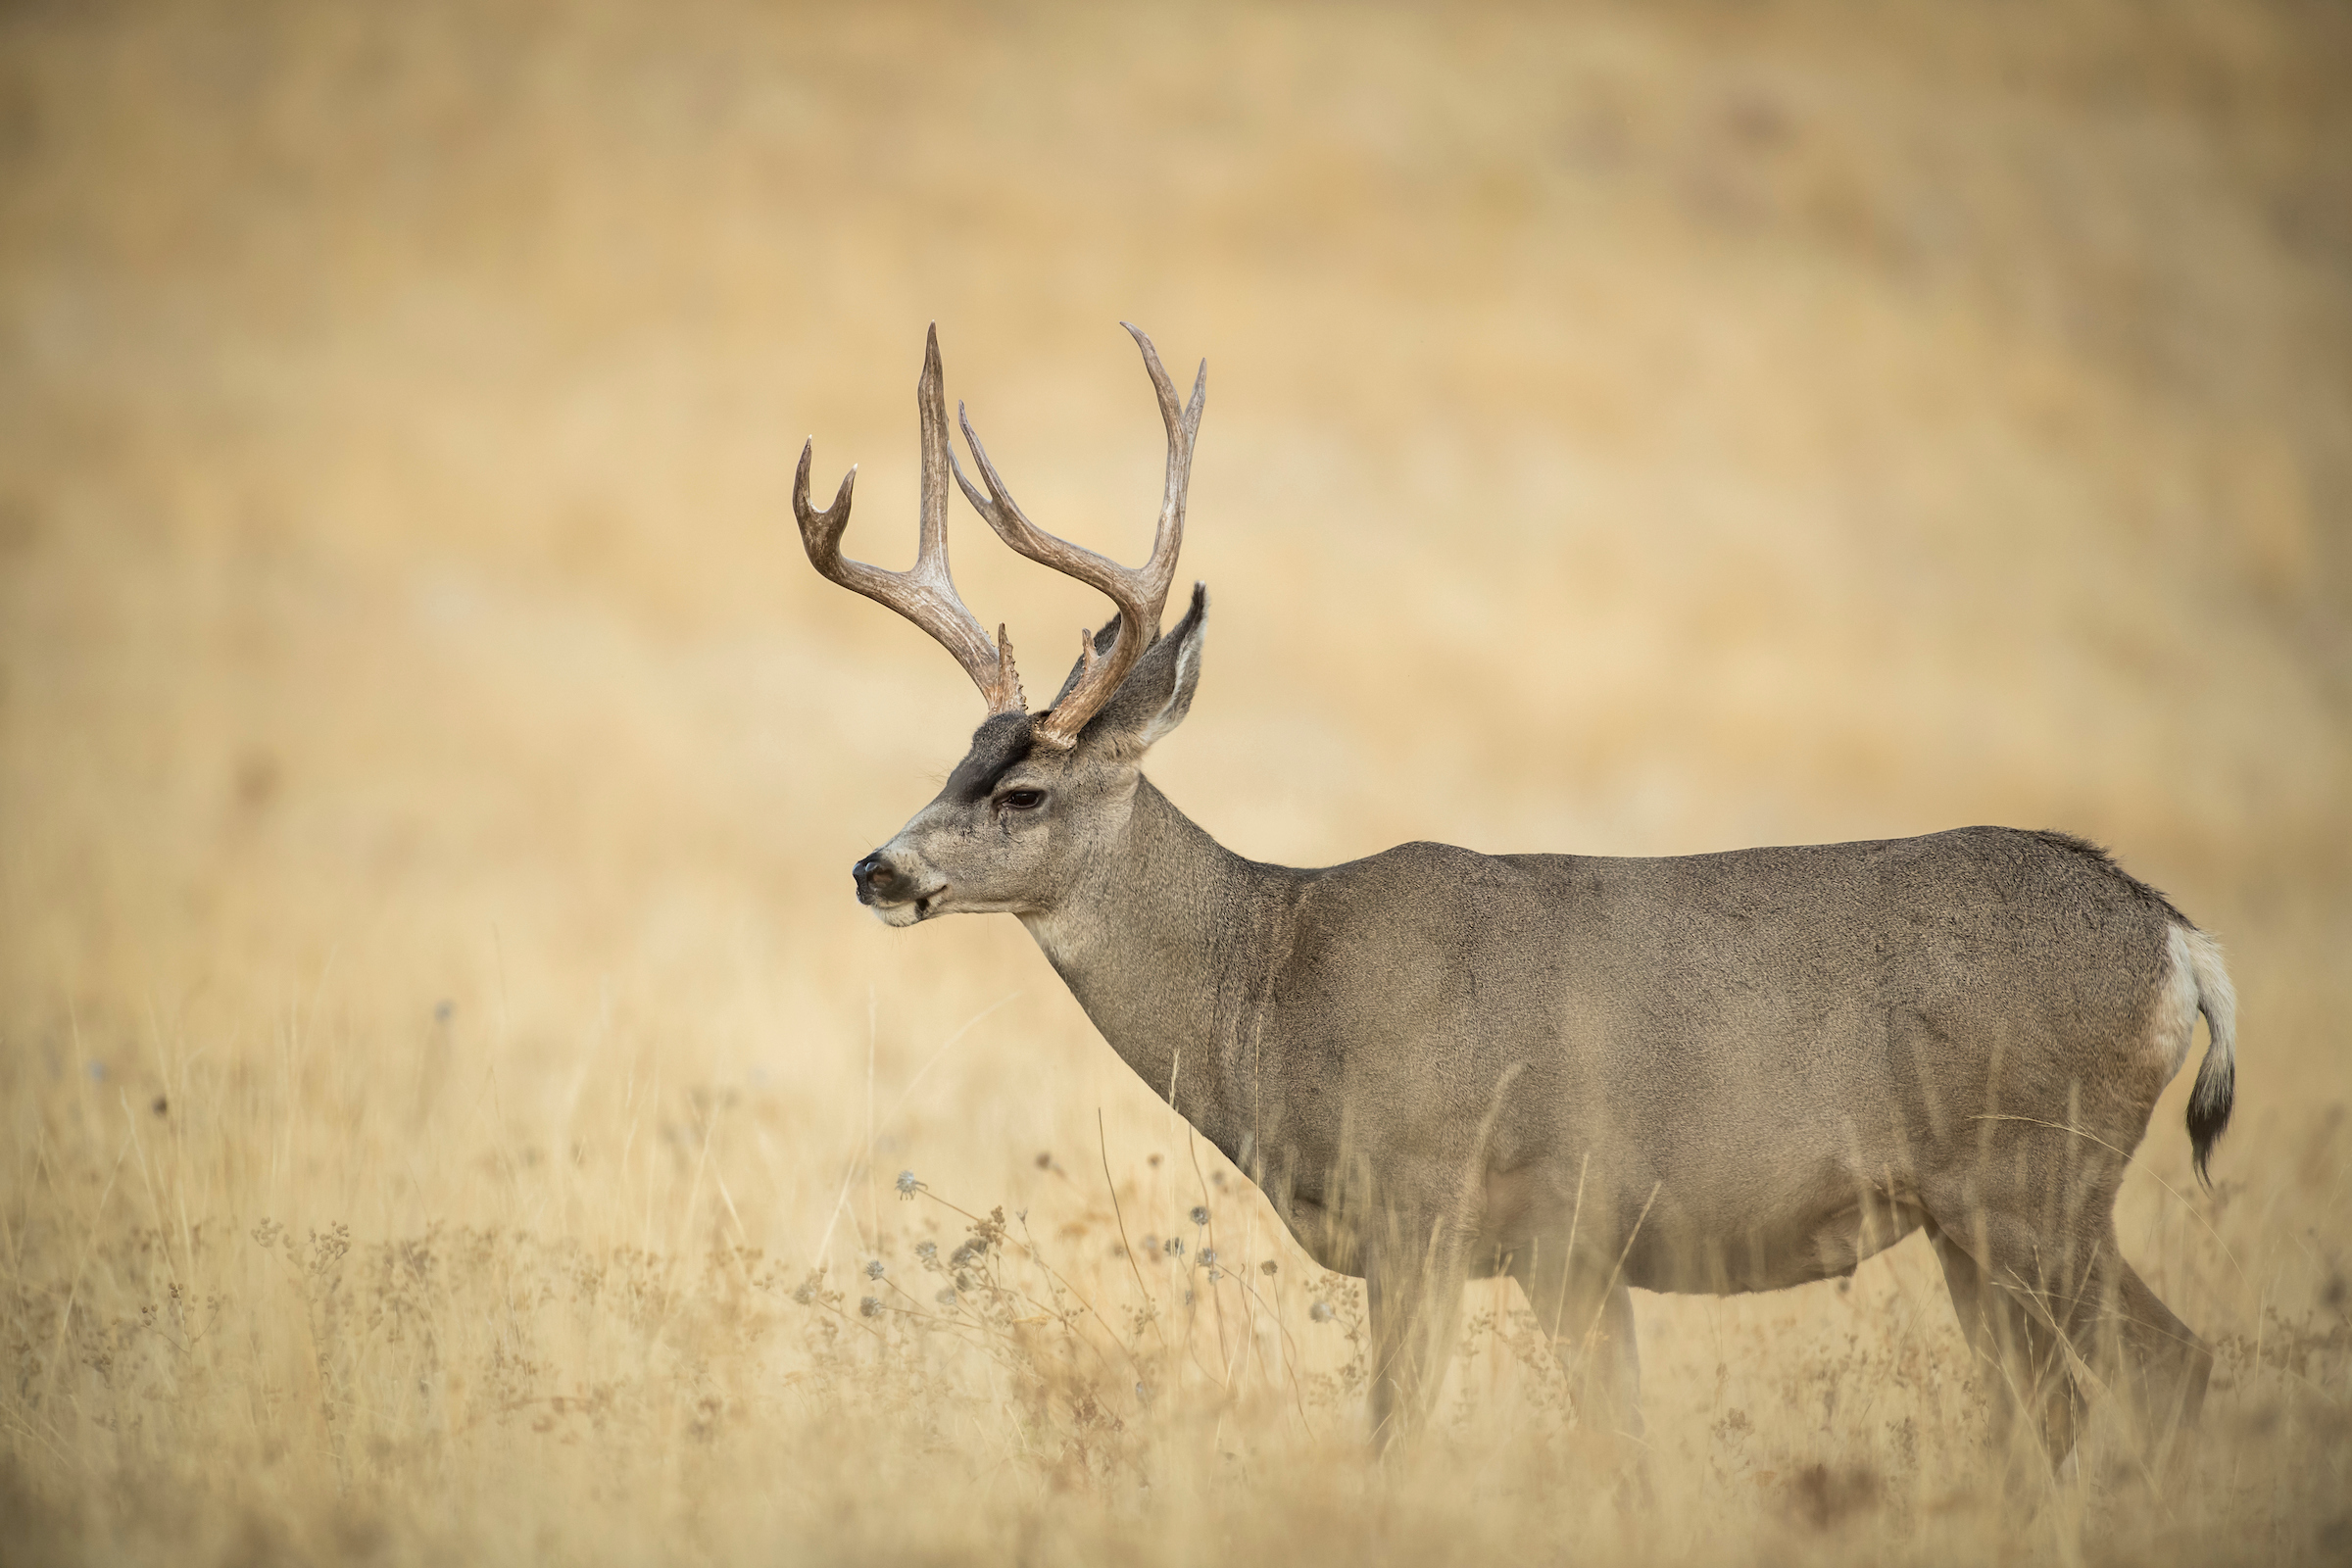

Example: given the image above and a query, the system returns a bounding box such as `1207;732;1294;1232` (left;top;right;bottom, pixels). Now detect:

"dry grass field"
4;1;2350;1562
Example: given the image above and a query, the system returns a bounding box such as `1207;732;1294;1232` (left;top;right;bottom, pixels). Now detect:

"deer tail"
2176;925;2236;1187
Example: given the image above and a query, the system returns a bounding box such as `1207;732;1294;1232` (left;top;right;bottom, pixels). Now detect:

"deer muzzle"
853;849;941;926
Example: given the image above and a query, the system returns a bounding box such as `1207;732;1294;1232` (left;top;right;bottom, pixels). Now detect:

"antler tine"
795;325;1026;717
1123;320;1207;565
951;324;1203;750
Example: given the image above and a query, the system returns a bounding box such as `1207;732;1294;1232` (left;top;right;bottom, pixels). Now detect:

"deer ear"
1079;583;1207;758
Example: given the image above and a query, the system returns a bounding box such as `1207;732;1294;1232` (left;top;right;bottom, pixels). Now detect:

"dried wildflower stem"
1098;1110;1168;1350
879;993;1022;1134
1;1399;77;1473
808;1294;890;1345
1228;1271;1317;1437
873;1296;997;1355
915;1189;1147;1383
863;989;878;1251
1187;1128;1234;1375
1533;1152;1592;1364
1226;1213;1275;1395
116;1088;179;1291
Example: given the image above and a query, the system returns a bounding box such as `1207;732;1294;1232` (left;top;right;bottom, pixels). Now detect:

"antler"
953;322;1203;750
796;324;1025;717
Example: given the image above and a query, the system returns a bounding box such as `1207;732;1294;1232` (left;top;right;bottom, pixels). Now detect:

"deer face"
796;322;1208;928
852;590;1206;925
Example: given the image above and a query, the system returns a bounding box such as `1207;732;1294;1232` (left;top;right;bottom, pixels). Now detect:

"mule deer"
794;324;2237;1463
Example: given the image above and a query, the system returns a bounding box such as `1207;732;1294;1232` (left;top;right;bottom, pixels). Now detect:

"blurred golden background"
3;2;2347;1562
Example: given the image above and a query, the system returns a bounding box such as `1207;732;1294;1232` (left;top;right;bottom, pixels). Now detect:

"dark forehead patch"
946;711;1036;800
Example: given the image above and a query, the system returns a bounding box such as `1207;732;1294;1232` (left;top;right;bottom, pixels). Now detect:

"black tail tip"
2187;1065;2234;1188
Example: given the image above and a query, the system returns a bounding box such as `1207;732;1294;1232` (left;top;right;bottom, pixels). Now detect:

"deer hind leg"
2085;1244;2213;1451
1362;1219;1470;1453
1928;1222;2087;1473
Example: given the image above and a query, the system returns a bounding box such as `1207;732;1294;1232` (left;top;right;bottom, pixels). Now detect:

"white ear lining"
1133;625;1201;748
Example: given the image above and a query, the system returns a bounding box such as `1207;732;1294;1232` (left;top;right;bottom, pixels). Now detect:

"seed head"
914;1240;938;1263
1198;1249;1218;1267
1309;1300;1335;1323
1259;1260;1278;1276
865;1259;886;1280
858;1296;883;1318
1163;1237;1184;1259
1190;1205;1209;1227
895;1170;920;1200
936;1288;958;1307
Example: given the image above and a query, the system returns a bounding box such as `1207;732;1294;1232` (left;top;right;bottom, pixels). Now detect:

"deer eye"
999;788;1046;811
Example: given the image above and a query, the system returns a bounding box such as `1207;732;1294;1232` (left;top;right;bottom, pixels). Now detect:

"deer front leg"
1362;1219;1470;1452
1512;1242;1645;1445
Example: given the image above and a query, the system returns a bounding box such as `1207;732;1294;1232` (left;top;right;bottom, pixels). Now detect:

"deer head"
795;323;1208;926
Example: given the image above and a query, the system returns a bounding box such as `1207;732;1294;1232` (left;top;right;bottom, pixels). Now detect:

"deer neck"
1017;776;1276;1162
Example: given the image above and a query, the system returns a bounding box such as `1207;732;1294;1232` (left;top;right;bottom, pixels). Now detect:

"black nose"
854;853;898;900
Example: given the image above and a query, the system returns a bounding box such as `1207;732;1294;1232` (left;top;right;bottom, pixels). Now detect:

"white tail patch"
2179;924;2237;1159
2155;925;2236;1085
2155;923;2237;1184
2150;926;2207;1080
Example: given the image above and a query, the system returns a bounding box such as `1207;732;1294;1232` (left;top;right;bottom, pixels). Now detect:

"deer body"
796;325;2236;1462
